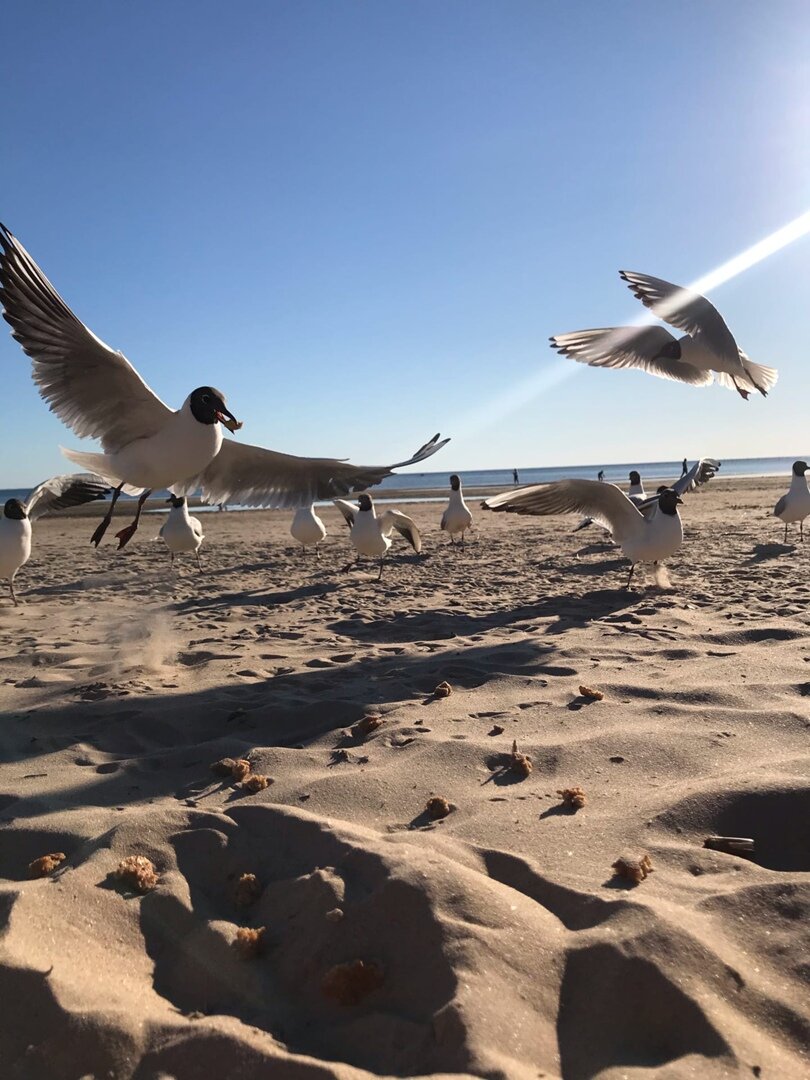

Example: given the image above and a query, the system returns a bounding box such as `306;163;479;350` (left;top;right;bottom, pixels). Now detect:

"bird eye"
202;394;210;403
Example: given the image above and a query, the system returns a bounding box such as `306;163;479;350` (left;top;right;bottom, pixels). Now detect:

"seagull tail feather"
59;447;136;492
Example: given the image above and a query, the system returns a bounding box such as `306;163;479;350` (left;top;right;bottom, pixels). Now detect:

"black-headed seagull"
334;494;421;579
0;225;450;549
773;460;810;543
0;473;110;604
551;271;778;400
440;474;473;545
160;495;204;570
483;459;719;588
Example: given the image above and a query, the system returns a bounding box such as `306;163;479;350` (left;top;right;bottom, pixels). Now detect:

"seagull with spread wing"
483;459;719;588
551;271;777;400
0;474;110;604
0;224;449;550
334;494;422;579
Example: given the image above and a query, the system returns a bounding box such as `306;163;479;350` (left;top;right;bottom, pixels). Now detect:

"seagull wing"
380;509;421;552
619;271;740;368
0;224;173;453
550;325;714;386
192;433;450;508
483;480;644;542
24;472;111;521
333;499;356;528
634;458;721;514
774;494;788;518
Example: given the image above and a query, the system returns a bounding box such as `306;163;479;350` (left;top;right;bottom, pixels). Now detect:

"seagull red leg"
90;483;124;547
115;489;152;550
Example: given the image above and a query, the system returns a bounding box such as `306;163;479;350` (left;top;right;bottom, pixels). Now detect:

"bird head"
629;471;641;485
3;498;26;520
450;474;461;491
357;494;373;511
657;488;683;515
189;387;242;432
792;460;809;476
166;495;186;508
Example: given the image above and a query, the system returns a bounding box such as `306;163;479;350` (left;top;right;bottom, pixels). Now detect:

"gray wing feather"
483;480;643;541
0;224;173;452
774;494;788;518
550;325;714;386
333;499;356;528
619;271;740;367
24;472;111;521
193;433;450;509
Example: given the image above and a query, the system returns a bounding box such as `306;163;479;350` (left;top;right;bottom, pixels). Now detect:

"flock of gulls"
0;221;803;603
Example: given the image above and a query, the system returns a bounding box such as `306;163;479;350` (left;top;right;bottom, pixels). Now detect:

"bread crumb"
509;740;533;778
210;757;237;776
321;959;384;1004
579;685;604;700
433;681;452;698
29;852;66;877
233;873;262;907
425;796;453;820
234;926;265;959
557;787;587;809
243;773;271;793
611;854;653;884
351;715;383;739
115;855;158;893
325;907;344;922
230;759;252;781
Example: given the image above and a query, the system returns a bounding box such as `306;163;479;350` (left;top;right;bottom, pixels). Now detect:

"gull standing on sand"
483;460;719;588
773;461;810;543
551;271;778;399
440;474;473;545
0;474;110;605
160;495;204;570
290;504;327;556
0;224;451;549
334;494;421;579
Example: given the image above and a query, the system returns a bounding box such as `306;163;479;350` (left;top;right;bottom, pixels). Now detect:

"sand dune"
0;478;808;1079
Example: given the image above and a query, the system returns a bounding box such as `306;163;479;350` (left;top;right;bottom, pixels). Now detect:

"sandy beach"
0;475;807;1079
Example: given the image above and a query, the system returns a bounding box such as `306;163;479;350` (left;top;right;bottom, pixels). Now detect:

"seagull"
0;473;110;605
482;459;719;588
334;494;421;579
440;474;473;545
551;271;778;400
773;461;810;543
0;224;450;548
159;495;204;570
290;504;327;556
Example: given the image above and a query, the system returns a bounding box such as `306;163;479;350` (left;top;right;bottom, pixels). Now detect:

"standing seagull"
551;271;778;399
334;494;421;579
0;474;110;605
773;461;810;543
290;504;327;556
440;474;473;545
160;495;204;570
0;225;449;547
482;460;719;588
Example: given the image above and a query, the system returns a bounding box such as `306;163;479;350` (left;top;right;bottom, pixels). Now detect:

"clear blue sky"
3;1;810;485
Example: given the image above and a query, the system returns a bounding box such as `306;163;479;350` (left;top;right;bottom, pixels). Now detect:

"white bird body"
334;495;421;577
160;500;204;554
774;462;810;540
290;504;327;550
0;516;31;583
441;475;473;542
63;396;223;494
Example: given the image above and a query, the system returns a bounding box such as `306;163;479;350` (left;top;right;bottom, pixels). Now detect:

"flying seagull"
334;494;421;579
773;460;810;543
551;271;778;399
482;459;719;588
440;474;473;545
0;224;450;548
159;495;204;570
0;473;110;604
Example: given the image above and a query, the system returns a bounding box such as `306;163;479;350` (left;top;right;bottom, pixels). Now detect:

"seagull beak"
216;406;242;433
676;496;684;505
